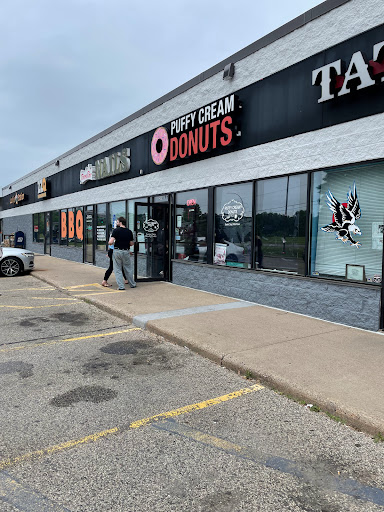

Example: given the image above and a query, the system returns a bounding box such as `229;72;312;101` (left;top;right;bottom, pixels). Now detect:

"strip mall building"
1;0;384;331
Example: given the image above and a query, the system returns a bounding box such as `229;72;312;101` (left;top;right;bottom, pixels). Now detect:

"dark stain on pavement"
100;340;151;355
50;385;117;407
20;317;50;327
80;338;192;377
50;312;88;326
0;361;33;378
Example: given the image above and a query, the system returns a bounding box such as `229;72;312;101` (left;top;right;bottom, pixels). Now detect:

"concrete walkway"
31;255;384;437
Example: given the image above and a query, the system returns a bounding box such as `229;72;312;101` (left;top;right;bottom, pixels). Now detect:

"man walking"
108;217;136;290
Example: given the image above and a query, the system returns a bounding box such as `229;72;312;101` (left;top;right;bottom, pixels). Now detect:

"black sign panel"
2;23;384;210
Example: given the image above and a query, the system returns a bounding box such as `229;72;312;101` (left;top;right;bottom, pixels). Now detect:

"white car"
0;246;35;277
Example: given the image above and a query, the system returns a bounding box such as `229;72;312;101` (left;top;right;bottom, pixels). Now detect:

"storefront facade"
1;0;384;330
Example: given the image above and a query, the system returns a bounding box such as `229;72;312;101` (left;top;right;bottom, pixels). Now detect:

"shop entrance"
134;203;169;281
44;212;51;255
85;206;94;264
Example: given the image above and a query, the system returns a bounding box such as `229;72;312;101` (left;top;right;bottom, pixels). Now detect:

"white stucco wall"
1;0;384;218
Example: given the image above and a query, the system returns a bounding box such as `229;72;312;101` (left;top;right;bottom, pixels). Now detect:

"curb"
31;271;383;438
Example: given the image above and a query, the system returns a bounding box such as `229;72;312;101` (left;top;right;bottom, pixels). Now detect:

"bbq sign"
151;94;241;165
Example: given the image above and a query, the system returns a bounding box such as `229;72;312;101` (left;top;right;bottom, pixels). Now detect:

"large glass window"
75;207;84;247
51;211;59;244
68;208;75;246
60;210;67;245
96;203;107;251
32;213;39;242
109;201;126;234
37;212;44;243
255;174;307;274
214;183;252;268
310;163;384;284
175;189;208;262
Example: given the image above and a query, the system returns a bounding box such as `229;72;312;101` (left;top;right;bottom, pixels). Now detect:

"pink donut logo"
151;127;169;165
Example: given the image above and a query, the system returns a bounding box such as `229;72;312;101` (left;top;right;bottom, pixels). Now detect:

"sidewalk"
32;255;384;437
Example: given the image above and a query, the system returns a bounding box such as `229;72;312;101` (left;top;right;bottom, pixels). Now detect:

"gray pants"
112;249;136;289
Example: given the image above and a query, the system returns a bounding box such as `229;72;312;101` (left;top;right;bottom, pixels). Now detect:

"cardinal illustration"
321;184;362;248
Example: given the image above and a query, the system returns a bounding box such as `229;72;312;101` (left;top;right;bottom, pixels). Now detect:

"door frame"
44;212;51;255
134;202;170;282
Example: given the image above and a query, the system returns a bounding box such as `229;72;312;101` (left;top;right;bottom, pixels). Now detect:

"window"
109;201;126;234
52;211;59;244
96;203;107;251
75;207;84;247
175;189;208;262
255;174;307;274
32;212;45;243
214;183;252;268
310;163;384;284
68;208;75;246
60;210;67;245
33;213;39;242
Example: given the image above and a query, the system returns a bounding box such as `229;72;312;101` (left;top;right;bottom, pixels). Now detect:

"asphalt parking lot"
1;274;384;512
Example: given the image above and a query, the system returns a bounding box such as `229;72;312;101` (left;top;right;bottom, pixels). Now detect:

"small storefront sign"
221;199;244;227
37;178;49;199
80;149;131;184
10;192;26;206
96;225;106;242
214;243;227;265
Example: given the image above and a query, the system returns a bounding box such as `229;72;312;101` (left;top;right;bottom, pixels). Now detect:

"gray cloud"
0;0;322;185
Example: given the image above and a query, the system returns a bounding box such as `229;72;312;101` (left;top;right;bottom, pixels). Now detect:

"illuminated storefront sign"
10;192;26;205
80;148;131;184
37;178;49;199
312;40;384;103
151;94;241;165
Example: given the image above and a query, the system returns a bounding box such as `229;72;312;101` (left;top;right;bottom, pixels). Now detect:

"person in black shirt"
108;216;136;290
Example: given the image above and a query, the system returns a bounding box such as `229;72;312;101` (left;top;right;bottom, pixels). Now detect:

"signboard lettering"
312;40;384;103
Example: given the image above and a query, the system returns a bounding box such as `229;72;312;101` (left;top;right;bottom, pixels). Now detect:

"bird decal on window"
321;184;362;248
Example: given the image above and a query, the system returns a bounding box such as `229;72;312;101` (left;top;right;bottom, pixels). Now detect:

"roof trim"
5;0;350;189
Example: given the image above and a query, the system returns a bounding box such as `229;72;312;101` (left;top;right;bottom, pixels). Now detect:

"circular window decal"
151;127;169;165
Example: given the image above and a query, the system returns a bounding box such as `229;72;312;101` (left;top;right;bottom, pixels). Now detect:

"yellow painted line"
129;384;264;428
72;291;124;296
0;328;141;353
1;287;54;292
0;428;119;471
0;384;264;470
64;283;100;289
31;297;78;301
0;303;83;310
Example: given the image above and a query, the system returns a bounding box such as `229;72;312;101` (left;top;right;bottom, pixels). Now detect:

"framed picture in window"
346;264;366;282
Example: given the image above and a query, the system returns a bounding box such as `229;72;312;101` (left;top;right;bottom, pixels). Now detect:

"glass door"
44;212;51;255
85;206;94;264
134;202;169;281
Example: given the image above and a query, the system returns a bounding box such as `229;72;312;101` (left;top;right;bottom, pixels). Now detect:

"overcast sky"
0;0;323;187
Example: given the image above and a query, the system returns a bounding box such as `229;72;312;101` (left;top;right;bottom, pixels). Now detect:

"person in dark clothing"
101;243;127;287
108;217;136;290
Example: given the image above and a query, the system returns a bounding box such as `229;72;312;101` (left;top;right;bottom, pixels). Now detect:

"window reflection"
175;189;208;262
256;174;307;274
214;183;252;268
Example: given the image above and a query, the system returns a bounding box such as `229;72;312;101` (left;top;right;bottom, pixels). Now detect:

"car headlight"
21;252;34;257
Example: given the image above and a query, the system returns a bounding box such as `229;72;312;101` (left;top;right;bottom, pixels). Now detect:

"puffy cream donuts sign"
151;94;240;165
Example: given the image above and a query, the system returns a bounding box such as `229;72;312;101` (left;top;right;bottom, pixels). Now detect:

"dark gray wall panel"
172;261;381;331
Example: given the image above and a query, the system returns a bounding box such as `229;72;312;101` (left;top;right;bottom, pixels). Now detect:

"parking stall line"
153;421;384;508
0;384;264;471
31;297;79;301
0;303;85;310
0;328;142;353
0;471;72;512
